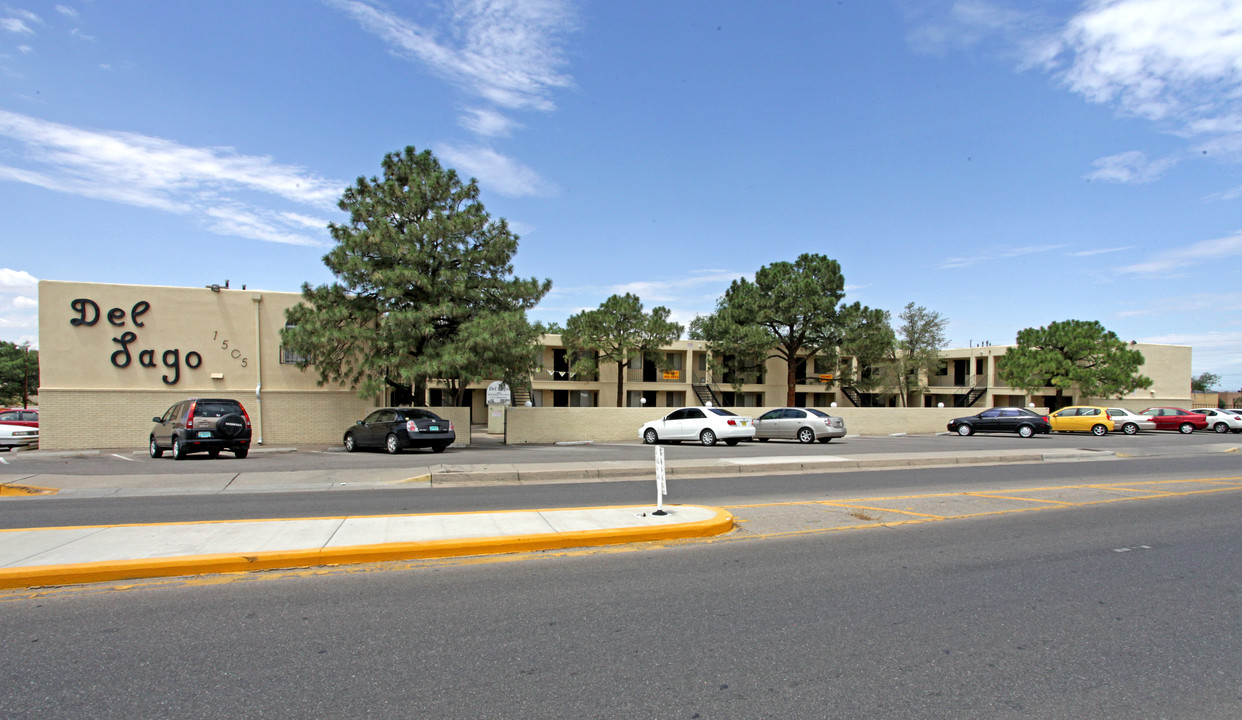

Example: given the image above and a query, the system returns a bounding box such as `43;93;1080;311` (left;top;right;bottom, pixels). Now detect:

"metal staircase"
955;385;986;407
692;374;725;407
841;386;863;407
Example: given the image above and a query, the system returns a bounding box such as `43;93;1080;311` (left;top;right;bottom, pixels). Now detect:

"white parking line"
111;454;136;462
0;456;8;465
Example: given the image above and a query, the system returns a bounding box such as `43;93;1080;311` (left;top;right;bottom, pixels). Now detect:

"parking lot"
2;427;1237;477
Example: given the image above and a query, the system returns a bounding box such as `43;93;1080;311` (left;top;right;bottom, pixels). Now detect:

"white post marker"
653;445;668;515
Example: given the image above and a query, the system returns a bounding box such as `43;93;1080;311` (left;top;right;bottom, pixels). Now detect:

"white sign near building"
485;381;511;405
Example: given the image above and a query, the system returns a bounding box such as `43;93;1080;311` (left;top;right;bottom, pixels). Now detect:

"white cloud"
0;268;37;292
205;206;331;248
0;110;342;245
0;268;38;346
329;0;576;113
1051;0;1242;122
1068;245;1132;257
940;243;1066;269
435;142;556;197
1085;150;1177;183
1;18;34;34
460;107;519;137
55;5;78;19
1117;229;1242;275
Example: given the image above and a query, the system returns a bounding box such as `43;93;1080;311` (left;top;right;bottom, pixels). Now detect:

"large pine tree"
282;147;551;404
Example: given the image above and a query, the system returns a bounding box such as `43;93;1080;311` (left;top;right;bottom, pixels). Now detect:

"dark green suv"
150;398;251;460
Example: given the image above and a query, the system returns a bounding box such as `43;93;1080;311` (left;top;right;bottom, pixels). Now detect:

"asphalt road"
1;451;1238;529
1;460;1240;718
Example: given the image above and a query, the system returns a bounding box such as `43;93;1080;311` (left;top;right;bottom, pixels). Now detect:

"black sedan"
947;407;1050;438
343;408;456;454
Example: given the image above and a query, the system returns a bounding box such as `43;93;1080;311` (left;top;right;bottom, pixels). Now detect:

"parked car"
947;407;1051;438
1190;408;1242;434
1048;406;1115;435
343;407;455;454
1140;407;1208;434
0;408;38;427
1105;407;1156;435
640;406;755;446
0;422;38;450
753;407;846;443
150;398;252;460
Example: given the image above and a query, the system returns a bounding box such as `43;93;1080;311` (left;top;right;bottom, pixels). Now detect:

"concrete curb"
0;505;735;590
421;449;1116;486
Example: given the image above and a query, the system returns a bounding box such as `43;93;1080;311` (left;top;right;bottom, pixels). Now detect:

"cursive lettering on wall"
73;298;200;385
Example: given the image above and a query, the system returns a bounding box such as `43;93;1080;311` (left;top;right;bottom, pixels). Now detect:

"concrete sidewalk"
0;504;733;590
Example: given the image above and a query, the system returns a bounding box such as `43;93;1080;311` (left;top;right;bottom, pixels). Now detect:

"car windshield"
707;408;738;417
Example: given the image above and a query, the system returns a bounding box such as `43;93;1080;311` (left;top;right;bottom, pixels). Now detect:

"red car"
0;408;37;427
1140;407;1208;434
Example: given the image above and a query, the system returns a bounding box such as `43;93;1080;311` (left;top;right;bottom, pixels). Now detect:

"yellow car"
1048;406;1115;435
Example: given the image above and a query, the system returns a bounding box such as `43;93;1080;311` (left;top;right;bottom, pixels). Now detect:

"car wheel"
957;424;973;436
344;433;357;452
234;447;248;459
699;429;717;446
797;427;815;444
725;439;740;446
756;437;769;442
149;436;163;458
1178;422;1194;434
385;433;401;454
431;443;449;453
1091;424;1108;436
1214;422;1229;434
207;449;220;459
643;429;658;445
172;436;186;460
1017;424;1034;438
1123;423;1138;435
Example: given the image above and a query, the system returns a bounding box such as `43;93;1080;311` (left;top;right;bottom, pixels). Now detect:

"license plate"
197;431;213;438
429;425;440;432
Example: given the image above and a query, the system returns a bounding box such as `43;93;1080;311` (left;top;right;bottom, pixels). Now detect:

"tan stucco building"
36;280;1193;449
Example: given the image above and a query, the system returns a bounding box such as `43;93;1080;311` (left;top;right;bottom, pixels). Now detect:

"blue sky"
2;0;1240;390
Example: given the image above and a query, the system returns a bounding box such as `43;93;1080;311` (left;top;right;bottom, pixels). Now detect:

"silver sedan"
753;407;847;444
1106;408;1156;435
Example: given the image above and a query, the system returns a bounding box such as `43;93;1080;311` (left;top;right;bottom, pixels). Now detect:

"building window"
279;323;306;365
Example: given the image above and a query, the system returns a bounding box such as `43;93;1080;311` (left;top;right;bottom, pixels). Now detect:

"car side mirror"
356;420;365;426
152;417;163;423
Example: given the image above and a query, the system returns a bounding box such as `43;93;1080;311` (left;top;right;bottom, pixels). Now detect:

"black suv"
150;398;251;460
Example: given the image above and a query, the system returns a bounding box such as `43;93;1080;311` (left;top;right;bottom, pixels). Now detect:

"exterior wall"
925;342;1192;410
503;406;975;444
37;280;472;450
36;279;1194;448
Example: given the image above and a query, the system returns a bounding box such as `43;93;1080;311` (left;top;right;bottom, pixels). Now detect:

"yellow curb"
0;483;57;496
0;505;734;590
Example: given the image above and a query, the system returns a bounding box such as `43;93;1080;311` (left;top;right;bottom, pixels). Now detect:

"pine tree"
282;147;551;404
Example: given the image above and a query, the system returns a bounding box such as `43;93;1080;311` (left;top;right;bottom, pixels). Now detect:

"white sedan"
1191;408;1242;434
0;422;38;450
640;406;755;446
1106;408;1156;435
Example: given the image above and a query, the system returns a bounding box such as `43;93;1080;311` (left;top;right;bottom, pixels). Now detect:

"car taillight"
186;400;197;429
727;419;737;426
240;406;251;428
448;421;455;431
406;420;419;433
